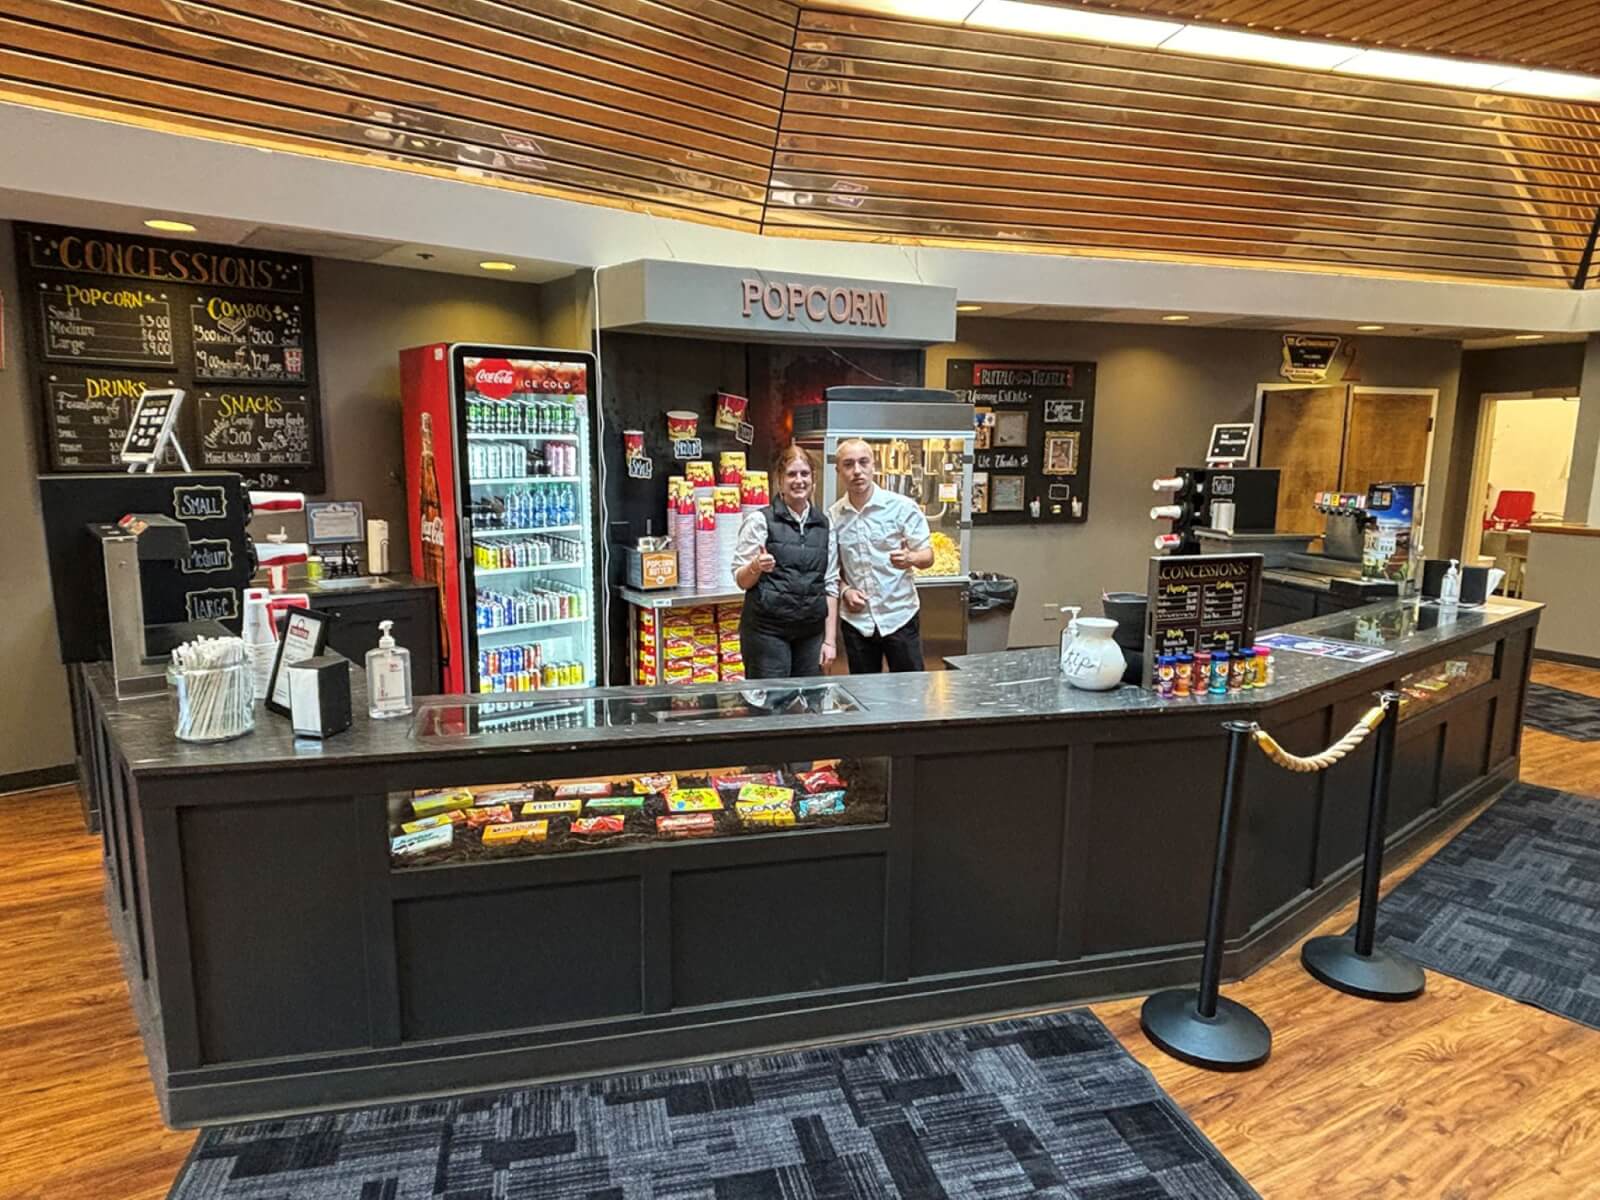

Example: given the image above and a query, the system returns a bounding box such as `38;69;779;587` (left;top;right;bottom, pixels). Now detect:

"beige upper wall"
930;319;1462;647
0;220;74;778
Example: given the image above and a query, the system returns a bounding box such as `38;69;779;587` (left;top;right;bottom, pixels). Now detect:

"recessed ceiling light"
1356;324;1384;332
966;0;1180;47
1159;25;1358;71
1513;333;1545;341
144;218;196;233
1161;314;1190;322
478;261;517;272
956;303;983;313
1333;49;1516;90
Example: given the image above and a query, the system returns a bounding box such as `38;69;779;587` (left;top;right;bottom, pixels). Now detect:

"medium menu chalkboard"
18;223;323;491
945;359;1096;525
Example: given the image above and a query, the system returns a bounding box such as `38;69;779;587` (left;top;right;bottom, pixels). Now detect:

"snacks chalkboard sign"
37;281;174;367
17;222;323;491
198;391;313;468
946;359;1096;525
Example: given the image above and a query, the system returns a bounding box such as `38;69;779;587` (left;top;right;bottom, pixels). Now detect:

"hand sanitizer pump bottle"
365;620;414;719
1439;559;1461;611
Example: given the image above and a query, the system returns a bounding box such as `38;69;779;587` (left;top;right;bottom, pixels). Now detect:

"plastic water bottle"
531;482;547;529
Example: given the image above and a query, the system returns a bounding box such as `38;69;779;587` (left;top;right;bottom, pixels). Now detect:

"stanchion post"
1301;691;1426;1001
1140;720;1271;1070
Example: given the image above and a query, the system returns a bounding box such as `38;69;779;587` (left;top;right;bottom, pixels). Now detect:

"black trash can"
967;573;1019;654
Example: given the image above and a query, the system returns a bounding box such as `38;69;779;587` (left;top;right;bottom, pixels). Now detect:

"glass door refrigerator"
401;343;602;696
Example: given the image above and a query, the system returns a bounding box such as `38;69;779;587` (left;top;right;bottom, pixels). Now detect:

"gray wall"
311;259;544;573
0;220;74;779
929;320;1462;647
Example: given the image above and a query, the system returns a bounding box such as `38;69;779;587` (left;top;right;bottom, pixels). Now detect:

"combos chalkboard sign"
945;359;1096;525
17;223;323;491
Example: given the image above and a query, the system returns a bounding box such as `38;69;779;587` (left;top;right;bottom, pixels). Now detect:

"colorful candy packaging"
400;811;467;834
412;788;474;818
555;781;613;799
713;770;782;797
736;798;796;827
585;795;645;813
736;783;794;808
633;773;678;795
481;820;549;846
797;790;847;819
667;788;723;812
657;813;716;838
571;815;625;836
473;788;536;807
464;804;515;828
391;825;453;856
796;767;844;794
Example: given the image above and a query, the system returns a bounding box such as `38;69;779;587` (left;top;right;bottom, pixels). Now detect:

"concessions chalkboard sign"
1142;553;1265;685
945;359;1096;525
17;223;323;491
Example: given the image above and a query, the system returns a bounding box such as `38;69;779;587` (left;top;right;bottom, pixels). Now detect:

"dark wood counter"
78;599;1541;1125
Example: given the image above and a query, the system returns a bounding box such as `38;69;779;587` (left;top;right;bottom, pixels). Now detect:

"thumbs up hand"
889;536;913;570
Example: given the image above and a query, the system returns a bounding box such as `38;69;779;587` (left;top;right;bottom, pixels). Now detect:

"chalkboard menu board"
17;223;323;491
945;359;1096;525
1142;553;1264;685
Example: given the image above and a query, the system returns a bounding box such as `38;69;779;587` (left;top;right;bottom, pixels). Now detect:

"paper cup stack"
694;495;718;588
673;491;698;590
741;471;769;516
714;486;742;591
241;588;277;701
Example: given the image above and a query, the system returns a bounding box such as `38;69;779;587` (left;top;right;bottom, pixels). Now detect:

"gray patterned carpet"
168;1011;1256;1199
1375;783;1600;1030
1521;683;1600;741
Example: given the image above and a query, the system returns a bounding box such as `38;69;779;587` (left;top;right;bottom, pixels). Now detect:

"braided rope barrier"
1252;699;1392;773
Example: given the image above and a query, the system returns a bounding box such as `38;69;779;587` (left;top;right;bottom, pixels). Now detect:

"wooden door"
1342;390;1433;496
1258;385;1349;536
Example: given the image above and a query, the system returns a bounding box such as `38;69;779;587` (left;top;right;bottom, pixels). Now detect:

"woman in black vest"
732;444;840;679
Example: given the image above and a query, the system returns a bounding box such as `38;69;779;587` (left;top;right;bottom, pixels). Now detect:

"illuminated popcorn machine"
795;386;975;663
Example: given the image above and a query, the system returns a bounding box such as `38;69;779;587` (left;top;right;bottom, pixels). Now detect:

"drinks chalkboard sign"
17;222;323;491
198;391;313;468
38;282;174;367
946;358;1096;526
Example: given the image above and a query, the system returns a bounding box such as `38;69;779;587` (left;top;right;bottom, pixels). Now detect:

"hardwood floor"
1;660;1596;1199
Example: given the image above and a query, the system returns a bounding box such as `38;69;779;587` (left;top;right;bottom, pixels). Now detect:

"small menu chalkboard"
17;222;323;491
191;296;306;382
946;359;1096;525
197;391;313;467
1206;423;1254;464
1142;553;1264;686
38;282;174;367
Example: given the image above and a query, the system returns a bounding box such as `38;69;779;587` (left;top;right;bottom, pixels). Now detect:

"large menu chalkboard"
18;223;323;491
945;359;1096;525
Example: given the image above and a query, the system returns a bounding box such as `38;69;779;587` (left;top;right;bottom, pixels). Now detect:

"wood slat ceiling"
1;0;1599;285
769;10;1600;284
0;0;801;227
1073;1;1600;75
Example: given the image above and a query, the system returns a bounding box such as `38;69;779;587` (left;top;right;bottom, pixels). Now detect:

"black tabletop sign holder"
1140;719;1273;1071
1300;691;1426;1001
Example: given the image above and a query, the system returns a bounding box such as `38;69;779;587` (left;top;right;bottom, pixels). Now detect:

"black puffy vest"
746;501;830;632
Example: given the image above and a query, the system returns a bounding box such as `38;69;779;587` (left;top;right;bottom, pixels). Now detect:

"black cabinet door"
1259;581;1316;630
307;589;441;695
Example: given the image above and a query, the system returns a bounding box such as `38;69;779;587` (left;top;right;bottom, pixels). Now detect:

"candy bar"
465;804;514;828
796;767;844;794
586;795;645;813
411;788;474;818
657;813;716;838
633;773;678;795
737;803;795;828
666;788;723;812
713;771;782;795
554;781;613;799
482;820;549;846
391;825;453;856
737;783;795;807
520;798;582;818
571;815;625;835
473;787;536;807
798;790;847;819
399;812;465;834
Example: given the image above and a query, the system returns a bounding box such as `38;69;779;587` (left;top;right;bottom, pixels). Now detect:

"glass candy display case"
795;386;974;660
392;684;888;867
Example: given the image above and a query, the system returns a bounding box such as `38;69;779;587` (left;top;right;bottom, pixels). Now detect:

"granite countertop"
87;597;1542;779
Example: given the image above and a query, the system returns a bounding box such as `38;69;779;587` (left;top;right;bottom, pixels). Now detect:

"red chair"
1485;490;1535;530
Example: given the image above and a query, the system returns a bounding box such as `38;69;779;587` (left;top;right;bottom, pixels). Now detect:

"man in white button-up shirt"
830;438;934;672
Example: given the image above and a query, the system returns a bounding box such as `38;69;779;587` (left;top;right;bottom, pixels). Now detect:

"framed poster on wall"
947;359;1096;525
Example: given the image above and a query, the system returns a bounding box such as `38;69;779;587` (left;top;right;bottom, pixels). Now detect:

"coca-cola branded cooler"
401;343;603;695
